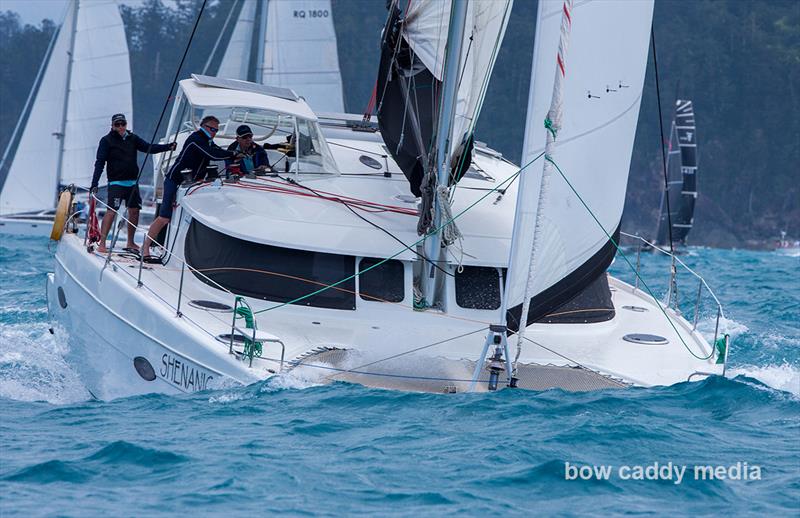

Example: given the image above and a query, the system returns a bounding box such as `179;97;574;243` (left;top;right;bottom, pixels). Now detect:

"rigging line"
276;175;455;278
544;155;713;361
520;335;628;388
129;0;208;197
651;25;675;255
323;328;486;381
253;151;545;315
327;140;388;158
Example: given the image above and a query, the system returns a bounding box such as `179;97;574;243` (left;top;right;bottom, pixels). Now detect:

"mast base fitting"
508;377;519;388
487;346;506;391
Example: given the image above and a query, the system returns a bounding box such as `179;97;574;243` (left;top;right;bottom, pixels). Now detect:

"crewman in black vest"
90;113;176;253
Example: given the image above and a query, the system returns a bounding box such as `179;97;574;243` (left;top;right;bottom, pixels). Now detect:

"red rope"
187;178;418;216
87;196;101;246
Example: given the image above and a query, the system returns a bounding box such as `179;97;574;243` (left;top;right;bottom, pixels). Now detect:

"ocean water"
0;234;798;515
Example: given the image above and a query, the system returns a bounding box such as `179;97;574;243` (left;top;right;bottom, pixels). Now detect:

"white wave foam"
261;366;327;392
0;324;89;404
730;364;800;397
697;316;749;341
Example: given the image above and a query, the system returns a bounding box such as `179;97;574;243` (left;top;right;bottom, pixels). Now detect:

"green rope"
543;154;714;361
234;297;262;360
253;151;546;315
543;117;557;139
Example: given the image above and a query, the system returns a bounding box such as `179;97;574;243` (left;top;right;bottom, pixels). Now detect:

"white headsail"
216;0;345;113
504;0;654;329
260;0;344;112
0;0;132;214
217;0;258;81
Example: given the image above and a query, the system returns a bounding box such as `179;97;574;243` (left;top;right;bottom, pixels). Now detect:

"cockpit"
156;74;339;181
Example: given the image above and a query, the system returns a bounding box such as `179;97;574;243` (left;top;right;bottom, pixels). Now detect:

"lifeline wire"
544;155;713;361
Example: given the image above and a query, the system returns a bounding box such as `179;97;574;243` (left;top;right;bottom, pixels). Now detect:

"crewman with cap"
90;113;176;254
226;124;271;175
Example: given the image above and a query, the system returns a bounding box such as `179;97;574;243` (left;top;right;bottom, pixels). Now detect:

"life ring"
50;190;72;241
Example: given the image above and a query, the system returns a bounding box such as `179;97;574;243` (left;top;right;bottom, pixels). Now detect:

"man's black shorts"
107;184;142;210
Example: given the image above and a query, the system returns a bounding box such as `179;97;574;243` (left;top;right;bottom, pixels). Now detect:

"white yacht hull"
48;230;724;399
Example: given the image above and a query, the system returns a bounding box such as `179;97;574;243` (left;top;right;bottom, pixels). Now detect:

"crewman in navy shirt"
142;115;237;262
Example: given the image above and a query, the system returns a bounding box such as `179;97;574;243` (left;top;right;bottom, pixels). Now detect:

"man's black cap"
236;125;253;137
111;113;127;124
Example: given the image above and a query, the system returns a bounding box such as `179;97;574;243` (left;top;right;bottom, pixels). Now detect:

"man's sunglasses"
113;121;127;127
203;125;219;133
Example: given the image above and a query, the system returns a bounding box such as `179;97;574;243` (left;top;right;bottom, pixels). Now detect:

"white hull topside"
48;200;722;399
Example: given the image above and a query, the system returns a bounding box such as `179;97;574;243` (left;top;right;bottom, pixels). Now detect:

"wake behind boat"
46;0;729;399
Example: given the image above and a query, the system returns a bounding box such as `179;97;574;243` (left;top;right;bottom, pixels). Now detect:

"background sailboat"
215;0;344;113
655;99;698;247
0;0;133;235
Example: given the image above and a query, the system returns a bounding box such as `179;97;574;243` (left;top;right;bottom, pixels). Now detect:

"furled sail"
0;0;132;215
504;0;654;332
655;99;698;246
217;0;258;81
376;0;512;196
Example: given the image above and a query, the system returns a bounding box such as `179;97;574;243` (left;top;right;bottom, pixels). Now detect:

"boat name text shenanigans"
564;462;762;484
160;354;213;391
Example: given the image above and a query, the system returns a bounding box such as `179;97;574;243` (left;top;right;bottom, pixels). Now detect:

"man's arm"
91;137;109;190
254;146;270;168
134;134;175;154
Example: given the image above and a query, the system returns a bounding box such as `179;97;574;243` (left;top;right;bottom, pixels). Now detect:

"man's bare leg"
126;207;140;250
142;216;170;257
97;209;116;253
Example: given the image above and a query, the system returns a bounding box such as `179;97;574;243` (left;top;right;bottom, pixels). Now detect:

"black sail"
374;5;472;197
656;99;698;246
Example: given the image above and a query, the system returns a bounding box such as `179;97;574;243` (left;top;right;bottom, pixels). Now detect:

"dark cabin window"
185;220;355;310
455;266;501;310
359;258;404;302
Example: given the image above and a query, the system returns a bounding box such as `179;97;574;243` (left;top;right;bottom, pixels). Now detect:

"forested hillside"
1;0;797;247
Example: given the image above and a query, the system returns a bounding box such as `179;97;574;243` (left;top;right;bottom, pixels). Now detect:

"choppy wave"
730;364;800;397
2;239;799;514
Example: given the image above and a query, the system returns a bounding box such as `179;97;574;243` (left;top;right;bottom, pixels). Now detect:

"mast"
419;0;469;307
255;0;269;83
471;0;575;391
55;0;78;197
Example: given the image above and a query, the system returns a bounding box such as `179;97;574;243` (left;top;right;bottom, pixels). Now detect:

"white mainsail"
260;0;343;112
402;0;512;159
217;0;344;113
0;6;74;214
217;0;257;81
61;0;134;188
504;0;654;326
0;0;132;215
